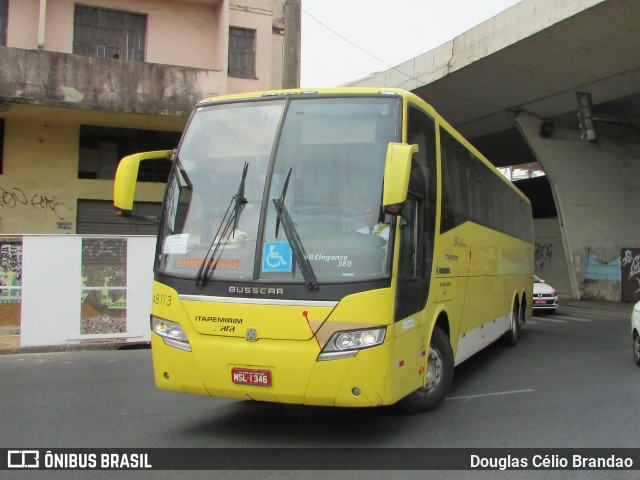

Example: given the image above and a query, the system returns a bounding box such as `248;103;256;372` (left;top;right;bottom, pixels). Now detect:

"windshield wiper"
272;168;318;290
195;162;249;286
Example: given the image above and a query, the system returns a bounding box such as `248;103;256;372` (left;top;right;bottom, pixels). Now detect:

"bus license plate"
231;368;272;386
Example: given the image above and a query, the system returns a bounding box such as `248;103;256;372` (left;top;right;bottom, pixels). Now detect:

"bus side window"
396;104;437;321
398;195;423;280
396;192;426;320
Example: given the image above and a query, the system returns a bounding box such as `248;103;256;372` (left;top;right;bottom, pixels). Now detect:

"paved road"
1;304;638;478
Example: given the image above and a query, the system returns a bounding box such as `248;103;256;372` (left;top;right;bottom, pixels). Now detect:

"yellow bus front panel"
150;282;421;407
152;325;405;407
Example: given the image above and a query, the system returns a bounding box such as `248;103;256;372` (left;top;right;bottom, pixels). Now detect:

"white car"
532;275;558;313
632;301;640;366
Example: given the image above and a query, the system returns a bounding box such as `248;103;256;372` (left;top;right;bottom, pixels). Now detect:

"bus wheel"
634;331;640;366
398;327;454;413
502;302;520;346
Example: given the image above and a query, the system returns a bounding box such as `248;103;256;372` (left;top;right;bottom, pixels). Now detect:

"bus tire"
633;331;640;366
398;326;454;413
502;301;520;346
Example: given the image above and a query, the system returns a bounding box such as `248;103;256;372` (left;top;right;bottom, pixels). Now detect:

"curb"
0;341;150;355
564;302;633;314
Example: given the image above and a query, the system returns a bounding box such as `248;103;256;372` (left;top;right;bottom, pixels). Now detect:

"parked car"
632;301;640;366
532;275;558;313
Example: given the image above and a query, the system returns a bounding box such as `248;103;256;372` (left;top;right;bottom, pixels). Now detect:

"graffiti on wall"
81;238;127;335
621;248;640;303
0;186;63;220
0;241;23;340
82;238;127;262
584;250;621;281
0;242;23;303
535;242;553;273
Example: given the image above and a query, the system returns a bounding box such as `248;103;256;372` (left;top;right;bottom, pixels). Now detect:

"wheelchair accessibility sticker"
262;242;292;272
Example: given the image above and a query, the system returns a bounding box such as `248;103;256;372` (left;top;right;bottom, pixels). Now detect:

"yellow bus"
114;88;533;412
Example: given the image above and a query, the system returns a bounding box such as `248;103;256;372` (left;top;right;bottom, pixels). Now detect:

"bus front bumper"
151;332;397;408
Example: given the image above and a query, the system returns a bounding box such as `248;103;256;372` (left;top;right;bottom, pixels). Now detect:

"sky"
300;0;522;88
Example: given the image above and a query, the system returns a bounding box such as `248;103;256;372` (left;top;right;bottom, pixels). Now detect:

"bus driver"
357;203;389;242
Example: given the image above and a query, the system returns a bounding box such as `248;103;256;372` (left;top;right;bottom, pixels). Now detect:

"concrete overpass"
352;0;640;302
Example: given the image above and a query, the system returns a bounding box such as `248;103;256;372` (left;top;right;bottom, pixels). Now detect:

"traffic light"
575;91;597;142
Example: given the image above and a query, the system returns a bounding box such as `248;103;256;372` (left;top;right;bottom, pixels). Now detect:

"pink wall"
5;0;282;94
7;0;39;49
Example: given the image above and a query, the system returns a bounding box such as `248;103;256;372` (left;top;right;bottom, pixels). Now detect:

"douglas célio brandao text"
470;453;634;470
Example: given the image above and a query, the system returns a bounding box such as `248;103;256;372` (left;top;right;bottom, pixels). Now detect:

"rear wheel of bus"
502;299;521;346
399;326;454;413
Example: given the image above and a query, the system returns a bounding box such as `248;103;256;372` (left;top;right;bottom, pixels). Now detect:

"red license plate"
231;368;272;386
534;300;547;304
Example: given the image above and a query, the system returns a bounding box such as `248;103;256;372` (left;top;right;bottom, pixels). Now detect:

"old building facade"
0;0;286;234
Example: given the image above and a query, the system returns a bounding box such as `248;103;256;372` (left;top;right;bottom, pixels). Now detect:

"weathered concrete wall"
533;217;571;296
2;0;287;111
515;110;640;300
0;46;225;115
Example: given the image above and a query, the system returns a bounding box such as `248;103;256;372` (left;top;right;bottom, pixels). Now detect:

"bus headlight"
152;316;191;352
318;327;386;361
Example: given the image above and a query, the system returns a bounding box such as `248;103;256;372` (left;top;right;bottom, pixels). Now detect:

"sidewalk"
563;299;634;316
0;336;149;355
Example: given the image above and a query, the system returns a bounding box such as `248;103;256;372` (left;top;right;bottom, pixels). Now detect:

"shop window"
78;125;180;182
76;199;161;235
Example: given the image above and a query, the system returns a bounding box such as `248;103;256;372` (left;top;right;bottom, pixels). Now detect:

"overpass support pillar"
513;110;640;302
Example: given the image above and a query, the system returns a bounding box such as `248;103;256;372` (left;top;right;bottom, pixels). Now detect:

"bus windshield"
157;95;401;285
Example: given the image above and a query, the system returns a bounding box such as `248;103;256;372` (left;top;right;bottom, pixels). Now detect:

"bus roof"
197;87;415;105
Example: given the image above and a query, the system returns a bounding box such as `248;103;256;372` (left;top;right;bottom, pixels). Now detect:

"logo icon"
246;328;258;342
262;242;292;273
8;450;40;469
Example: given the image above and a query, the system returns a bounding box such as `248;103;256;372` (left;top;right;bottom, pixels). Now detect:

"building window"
73;6;147;61
229;27;256;78
0;0;8;46
78;126;181;182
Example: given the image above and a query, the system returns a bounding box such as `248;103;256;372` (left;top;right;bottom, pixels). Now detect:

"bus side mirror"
114;150;173;216
382;142;418;215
